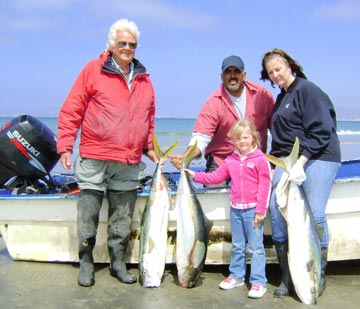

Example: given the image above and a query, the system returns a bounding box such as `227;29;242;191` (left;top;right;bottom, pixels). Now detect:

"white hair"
106;18;140;50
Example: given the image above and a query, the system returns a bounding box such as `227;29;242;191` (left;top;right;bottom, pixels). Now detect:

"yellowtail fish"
266;137;322;305
175;141;213;288
139;136;178;288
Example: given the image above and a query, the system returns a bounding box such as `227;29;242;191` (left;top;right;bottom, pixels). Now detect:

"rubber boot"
107;189;137;284
78;236;96;287
318;248;328;297
273;241;293;297
77;189;104;287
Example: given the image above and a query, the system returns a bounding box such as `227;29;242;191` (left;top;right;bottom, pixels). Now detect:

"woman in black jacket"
260;48;341;298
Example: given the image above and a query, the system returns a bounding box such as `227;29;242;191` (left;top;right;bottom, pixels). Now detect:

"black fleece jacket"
270;77;341;162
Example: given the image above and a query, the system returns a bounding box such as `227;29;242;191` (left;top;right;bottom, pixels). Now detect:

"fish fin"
306;259;314;272
163;140;179;158
265;137;300;172
201;209;214;236
153;134;163;160
191;240;207;268
288;137;300;166
154;134;178;165
182;140;198;168
265;154;288;171
206;219;214;235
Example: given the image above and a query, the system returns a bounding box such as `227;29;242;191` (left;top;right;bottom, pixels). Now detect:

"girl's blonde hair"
227;119;261;148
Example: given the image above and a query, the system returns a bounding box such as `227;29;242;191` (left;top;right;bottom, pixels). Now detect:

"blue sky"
1;0;359;119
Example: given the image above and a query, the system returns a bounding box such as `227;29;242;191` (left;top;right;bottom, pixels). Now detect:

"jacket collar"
234;146;258;160
100;51;147;76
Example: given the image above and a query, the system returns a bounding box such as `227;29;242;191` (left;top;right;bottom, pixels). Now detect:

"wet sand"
1;236;360;309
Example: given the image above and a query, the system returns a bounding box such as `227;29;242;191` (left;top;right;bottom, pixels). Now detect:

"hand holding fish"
184;168;195;178
145;149;158;164
169;154;184;170
288;159;307;185
170;146;201;170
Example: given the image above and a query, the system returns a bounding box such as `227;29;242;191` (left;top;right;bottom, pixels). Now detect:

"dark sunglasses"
117;41;137;49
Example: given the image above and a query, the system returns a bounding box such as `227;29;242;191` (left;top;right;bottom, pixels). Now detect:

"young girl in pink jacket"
186;119;271;298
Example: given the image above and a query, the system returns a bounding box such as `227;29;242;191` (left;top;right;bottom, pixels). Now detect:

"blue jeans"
229;207;267;286
270;160;340;248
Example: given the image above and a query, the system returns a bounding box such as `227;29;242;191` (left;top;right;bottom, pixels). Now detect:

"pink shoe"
219;276;244;290
248;283;267;298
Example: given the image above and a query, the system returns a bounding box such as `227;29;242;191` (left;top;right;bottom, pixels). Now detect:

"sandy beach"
1;235;360;309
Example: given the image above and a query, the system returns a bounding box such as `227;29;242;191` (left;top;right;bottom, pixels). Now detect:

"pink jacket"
193;149;271;215
57;51;155;164
193;81;274;166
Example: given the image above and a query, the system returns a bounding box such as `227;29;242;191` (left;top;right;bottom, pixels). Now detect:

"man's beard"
226;82;240;92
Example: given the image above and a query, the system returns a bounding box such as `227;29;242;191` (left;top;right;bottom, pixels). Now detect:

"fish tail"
265;137;300;172
153;134;179;163
182;140;198;168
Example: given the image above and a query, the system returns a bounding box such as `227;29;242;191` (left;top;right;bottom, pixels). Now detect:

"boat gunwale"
0;178;358;200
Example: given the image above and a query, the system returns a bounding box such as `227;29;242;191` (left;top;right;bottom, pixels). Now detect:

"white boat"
1;159;359;264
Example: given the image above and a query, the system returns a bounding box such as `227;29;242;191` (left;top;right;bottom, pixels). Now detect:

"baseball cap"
222;55;245;72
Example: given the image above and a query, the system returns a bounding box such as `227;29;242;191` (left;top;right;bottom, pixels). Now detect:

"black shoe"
110;268;137;284
273;282;292;297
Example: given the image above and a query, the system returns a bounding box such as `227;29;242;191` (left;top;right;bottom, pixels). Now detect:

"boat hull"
1;160;360;264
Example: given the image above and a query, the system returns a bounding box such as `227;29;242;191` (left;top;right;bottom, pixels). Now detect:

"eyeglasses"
117;41;137;49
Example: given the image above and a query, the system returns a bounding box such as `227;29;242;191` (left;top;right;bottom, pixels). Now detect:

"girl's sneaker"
248;284;267;298
219;276;244;290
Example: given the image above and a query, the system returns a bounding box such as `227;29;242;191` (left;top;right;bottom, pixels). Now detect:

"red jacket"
57;51;155;164
193;149;271;215
193;81;274;166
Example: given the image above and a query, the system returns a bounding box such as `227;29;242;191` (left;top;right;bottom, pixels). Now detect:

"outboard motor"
0;115;60;187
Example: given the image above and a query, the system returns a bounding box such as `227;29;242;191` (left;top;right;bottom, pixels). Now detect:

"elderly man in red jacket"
57;18;157;287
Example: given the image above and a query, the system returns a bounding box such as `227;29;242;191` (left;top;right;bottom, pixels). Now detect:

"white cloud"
11;0;73;11
314;0;360;22
0;0;72;33
0;13;54;32
87;0;217;29
14;18;52;31
0;0;217;48
0;0;217;34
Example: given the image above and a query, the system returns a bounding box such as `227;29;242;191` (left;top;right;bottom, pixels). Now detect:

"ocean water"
1;116;359;175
